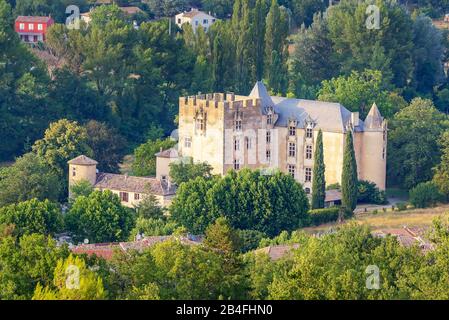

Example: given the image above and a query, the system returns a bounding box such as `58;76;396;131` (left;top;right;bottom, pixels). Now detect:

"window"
266;131;271;144
29;23;34;30
305;187;311;194
382;147;385;160
289;125;296;136
19;23;25;30
266;150;271;162
233;159;240;170
38;24;43;30
195;112;206;132
234;138;240;151
306;128;313;138
212;19;216;22
289;142;296;157
134;193;140;201
267;114;273;125
161;175;168;182
246;137;252;149
203;19;208;24
288;165;295;177
72;167;76;177
178;19;181;24
305;167;312;182
306;145;313;159
120;192;129;202
184;137;192;148
235;119;242;131
195;20;199;26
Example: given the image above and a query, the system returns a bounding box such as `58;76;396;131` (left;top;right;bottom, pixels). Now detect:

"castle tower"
361;103;387;190
67;155;98;196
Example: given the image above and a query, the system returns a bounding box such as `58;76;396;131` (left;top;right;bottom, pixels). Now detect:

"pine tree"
341;130;358;212
312;130;326;209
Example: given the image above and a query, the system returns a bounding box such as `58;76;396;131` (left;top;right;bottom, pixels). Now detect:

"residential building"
68;154;176;207
175;8;217;32
14;16;54;43
178;81;387;193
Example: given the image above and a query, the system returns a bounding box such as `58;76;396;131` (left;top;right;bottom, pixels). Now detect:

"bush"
308;207;340;226
409;182;442;208
357;180;387;204
326;183;341;191
395;202;408;211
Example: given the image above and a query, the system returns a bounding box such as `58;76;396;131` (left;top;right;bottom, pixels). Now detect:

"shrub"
236;229;267;253
308;207;340;226
409;182;442;208
396;202;408;211
326;183;341;191
357;180;387;204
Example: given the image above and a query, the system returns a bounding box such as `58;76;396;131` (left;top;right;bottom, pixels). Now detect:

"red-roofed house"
15;16;54;43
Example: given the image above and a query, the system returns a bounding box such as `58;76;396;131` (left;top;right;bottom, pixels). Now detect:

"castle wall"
360;130;387;190
68;164;97;197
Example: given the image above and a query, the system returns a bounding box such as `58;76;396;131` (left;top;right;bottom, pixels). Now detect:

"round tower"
67;155;98;196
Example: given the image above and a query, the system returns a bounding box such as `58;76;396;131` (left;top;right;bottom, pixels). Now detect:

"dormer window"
306;128;313;138
267;114;273;125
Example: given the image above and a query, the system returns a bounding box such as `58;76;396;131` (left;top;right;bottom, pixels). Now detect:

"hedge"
308;207;340;226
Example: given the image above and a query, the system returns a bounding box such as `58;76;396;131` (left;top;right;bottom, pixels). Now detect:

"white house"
175;8;217;32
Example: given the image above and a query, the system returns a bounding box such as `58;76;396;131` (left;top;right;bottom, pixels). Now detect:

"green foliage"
129;217;178;240
308;207;339;226
84;120;127;173
204;217;241;254
409;182;442;209
65;190;135;243
311;129;325;209
169;157;213;185
236;229;267;253
357;180;387;205
0;199;63;237
388;98;448;189
433;130;449;199
341;131;358;212
326;182;341;191
0;234;69;299
0;153;61;207
170;169;310;236
69;180;94;200
132;138;176;176
135;193;165;220
318;69;405;118
33;254;105;300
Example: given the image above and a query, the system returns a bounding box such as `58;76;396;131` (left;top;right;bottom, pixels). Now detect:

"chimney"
351;112;359;127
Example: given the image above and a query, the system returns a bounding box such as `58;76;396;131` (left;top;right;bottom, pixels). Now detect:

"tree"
0;153;61;207
204;217;241;254
169;157;213;185
0;234;69;300
409;181;441;208
388;98;448;189
317;69;406;118
85;120;127;173
33;254;105;300
311;130;325;209
135;192;164;220
69;180;94;200
171;169;309;236
32;119;92;196
433;130;449;199
0;199;63;237
65;190;135;243
341;131;358;212
132;138;176;176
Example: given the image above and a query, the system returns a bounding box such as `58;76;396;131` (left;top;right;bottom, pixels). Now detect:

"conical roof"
249;81;274;108
68;155;98;165
364;103;383;129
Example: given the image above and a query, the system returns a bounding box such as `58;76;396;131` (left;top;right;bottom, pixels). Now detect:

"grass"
302;204;449;233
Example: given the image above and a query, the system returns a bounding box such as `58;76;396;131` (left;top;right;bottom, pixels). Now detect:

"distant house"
372;226;434;252
14;16;54;43
68;154;177;207
81;6;145;25
175;8;217;32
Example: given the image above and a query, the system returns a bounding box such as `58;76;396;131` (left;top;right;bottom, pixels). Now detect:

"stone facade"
178;82;387;192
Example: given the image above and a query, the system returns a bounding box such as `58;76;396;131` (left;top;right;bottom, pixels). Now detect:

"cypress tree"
253;0;267;80
341;130;358;212
264;0;281;69
212;35;225;92
311;129;326;209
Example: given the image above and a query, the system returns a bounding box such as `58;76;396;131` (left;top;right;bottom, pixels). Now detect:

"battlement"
179;92;261;110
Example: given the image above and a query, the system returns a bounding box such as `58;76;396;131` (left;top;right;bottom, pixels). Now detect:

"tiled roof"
325;189;342;203
119;6;144;15
255;244;299;261
68;155;98;165
94;172;176;196
71;236;202;260
15;16;53;23
372;226;434;251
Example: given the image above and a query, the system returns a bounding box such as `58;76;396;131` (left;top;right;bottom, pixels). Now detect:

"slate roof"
325;189;342;203
94;173;176;196
67;155;98;166
364;103;384;129
248;82;366;133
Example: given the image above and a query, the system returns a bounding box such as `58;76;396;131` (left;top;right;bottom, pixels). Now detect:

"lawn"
302;204;449;233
